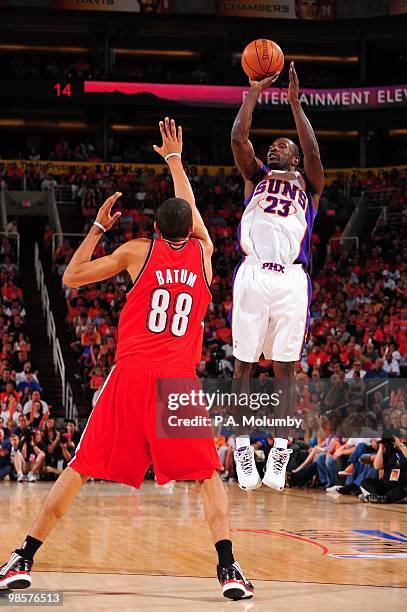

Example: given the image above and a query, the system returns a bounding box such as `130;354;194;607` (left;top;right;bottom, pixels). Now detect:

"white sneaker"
326;485;341;493
26;472;36;482
359;486;370;502
234;440;262;491
262;443;292;491
16;473;24;483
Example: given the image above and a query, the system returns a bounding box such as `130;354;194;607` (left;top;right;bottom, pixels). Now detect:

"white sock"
274;438;288;450
236;436;251;450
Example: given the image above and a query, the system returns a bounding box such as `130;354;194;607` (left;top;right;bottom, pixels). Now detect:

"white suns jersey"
238;167;317;266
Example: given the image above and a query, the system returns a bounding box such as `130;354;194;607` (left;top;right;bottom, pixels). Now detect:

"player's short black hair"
156;197;192;239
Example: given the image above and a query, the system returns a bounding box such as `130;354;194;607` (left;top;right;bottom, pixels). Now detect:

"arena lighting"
0;45;357;63
0;44;89;54
390;129;407;135
251;128;298;136
232;52;359;64
114;49;199;58
288;54;358;63
315;130;359;137
0;119;88;129
111;124;154;132
0;119;25;126
251;128;359;137
111;124;192;132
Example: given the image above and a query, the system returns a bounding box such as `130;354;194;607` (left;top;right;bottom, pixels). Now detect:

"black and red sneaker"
217;560;254;600
0;553;32;589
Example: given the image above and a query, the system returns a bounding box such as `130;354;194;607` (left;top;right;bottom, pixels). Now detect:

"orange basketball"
241;39;284;81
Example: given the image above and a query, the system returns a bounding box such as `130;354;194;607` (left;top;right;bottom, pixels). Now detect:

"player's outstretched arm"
153;116;212;252
288;62;324;206
63;192;133;288
231;74;279;195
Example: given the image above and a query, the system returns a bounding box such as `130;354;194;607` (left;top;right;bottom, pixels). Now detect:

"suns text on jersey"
254;178;308;210
155;268;197;287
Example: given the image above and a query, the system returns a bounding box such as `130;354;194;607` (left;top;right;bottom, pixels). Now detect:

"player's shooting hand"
153;117;183;159
95;191;122;231
249;73;280;91
288;61;300;104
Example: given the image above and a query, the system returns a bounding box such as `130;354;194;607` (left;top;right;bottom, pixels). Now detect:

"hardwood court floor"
1;480;406;611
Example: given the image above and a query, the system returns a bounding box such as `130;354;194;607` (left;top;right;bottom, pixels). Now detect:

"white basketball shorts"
231;260;311;363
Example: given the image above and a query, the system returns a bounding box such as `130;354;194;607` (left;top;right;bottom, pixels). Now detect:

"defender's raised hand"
288;61;300;104
95;191;122;231
153;116;183;159
152;115;212;255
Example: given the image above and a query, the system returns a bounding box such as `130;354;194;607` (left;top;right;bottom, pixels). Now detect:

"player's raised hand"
153;117;183;160
95;191;122;230
288;61;300;104
249;72;280;91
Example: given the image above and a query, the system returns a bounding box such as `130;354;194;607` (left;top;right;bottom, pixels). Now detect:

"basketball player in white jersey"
230;62;324;490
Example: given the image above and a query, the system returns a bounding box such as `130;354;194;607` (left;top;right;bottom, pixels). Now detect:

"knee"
273;361;295;379
234;359;253;378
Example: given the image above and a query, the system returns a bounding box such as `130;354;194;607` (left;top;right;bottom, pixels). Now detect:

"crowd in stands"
2;139;407;181
212;164;406;501
47;162;364;394
2;55;100;80
48;161;405;500
284;419;407;504
0;236;81;482
1;51;357;88
0;139;220;171
215;402;407;503
0;139;210;169
47;167;406;388
0;412;81;483
108;55;362;87
0;139;103;179
1;155;406;498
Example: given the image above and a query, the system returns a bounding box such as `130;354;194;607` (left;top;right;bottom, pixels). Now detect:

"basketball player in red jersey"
0;118;254;601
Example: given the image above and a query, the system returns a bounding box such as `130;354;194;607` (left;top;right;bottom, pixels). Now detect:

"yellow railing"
1;160;406;187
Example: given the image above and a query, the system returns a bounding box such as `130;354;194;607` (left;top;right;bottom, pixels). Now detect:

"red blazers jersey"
115;237;211;370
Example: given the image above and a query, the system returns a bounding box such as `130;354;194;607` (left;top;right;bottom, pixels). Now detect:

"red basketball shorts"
69;357;221;488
